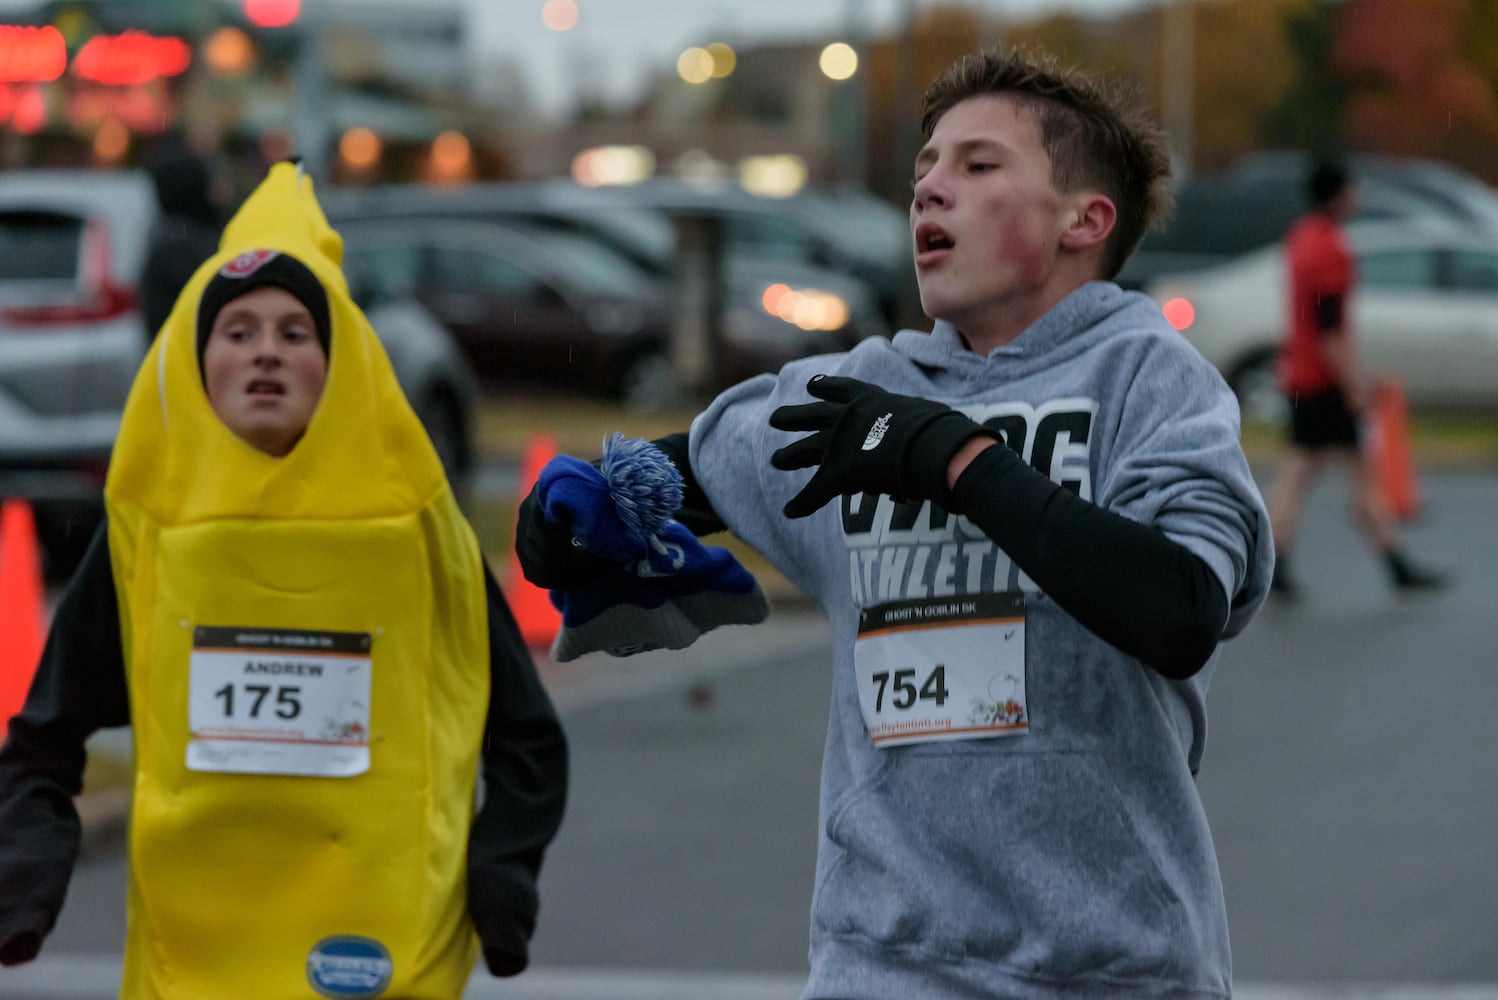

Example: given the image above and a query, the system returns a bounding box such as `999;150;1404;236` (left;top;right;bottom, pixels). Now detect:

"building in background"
0;0;487;191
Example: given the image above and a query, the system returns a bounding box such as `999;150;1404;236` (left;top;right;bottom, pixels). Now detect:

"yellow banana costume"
104;163;489;999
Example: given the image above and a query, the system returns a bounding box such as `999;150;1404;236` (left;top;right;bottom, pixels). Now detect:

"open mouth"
246;380;286;397
915;223;955;261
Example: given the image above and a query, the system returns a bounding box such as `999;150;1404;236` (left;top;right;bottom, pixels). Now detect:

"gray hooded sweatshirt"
690;282;1273;999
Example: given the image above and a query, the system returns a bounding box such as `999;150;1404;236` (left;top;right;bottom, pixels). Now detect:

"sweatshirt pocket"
813;748;1183;976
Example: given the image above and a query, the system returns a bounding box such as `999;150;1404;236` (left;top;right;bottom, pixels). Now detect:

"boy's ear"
1059;192;1117;253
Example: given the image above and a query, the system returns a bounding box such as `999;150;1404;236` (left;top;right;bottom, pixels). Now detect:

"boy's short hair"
1307;158;1351;209
920;48;1174;279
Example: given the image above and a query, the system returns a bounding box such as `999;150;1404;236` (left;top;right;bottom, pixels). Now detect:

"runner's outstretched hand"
769;374;990;518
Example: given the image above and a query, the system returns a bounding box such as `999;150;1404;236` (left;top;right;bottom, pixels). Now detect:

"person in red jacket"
1265;159;1444;599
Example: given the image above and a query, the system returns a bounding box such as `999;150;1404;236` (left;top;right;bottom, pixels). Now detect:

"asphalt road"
9;468;1498;999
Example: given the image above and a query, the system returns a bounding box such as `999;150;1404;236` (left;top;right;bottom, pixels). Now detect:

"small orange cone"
1369;379;1420;522
0;499;45;738
505;434;563;652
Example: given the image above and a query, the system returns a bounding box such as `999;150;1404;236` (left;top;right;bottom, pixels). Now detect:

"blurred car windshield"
794;192;908;264
0;211;81;284
572;206;675;273
541;231;659;296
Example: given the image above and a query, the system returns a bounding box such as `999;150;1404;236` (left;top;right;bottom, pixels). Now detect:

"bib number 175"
870;665;949;712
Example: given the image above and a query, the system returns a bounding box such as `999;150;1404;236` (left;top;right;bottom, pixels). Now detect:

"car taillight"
1161;296;1195;333
1;215;138;329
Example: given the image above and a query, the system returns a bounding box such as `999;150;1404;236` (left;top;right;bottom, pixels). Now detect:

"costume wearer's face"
202;286;328;457
910;95;1072;331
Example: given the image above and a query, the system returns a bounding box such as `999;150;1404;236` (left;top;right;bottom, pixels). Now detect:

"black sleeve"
648;432;727;537
513;430;726;591
467;562;569;978
1314;292;1345;335
0;521;129;966
952;443;1229;680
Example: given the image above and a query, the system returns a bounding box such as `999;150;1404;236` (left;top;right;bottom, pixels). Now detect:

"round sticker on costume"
221;248;279;278
306;936;393;998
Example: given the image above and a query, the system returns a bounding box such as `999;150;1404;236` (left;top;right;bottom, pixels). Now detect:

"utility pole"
291;0;330;181
895;0;920;176
843;0;870;189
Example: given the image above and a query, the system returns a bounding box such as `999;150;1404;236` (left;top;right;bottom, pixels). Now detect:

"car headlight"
759;283;850;332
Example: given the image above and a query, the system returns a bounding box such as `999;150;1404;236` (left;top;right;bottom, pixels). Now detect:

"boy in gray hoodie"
519;47;1272;1000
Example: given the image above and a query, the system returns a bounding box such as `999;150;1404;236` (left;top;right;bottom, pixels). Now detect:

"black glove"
472;906;532;977
769;375;990;518
514;486;631;590
482;943;529;978
0;924;45;967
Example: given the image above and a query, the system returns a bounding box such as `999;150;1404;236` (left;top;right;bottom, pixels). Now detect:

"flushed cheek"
986;212;1054;280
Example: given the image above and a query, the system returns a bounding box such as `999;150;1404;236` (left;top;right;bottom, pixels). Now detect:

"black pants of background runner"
1286;386;1360;450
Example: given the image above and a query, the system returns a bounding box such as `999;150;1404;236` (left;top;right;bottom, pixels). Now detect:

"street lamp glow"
541;0;578;32
430;131;472;181
572;145;655;187
706;41;736;78
738;154;808;199
92;118;130;164
677;47;714;85
339;127;381;171
204;26;254;78
819;42;858;81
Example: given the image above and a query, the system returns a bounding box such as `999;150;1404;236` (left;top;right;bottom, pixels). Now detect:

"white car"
1143;221;1498;421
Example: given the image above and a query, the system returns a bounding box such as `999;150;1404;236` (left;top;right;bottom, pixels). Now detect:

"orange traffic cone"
1369;379;1420;522
0;499;45;738
505;434;563;652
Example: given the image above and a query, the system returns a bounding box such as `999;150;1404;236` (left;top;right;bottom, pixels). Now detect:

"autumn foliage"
865;0;1498;192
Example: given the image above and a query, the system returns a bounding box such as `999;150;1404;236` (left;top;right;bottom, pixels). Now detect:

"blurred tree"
1001;1;1302;176
1465;0;1498;86
1189;0;1301;172
1004;13;1137;80
862;5;987;205
1331;0;1498;180
1261;0;1350;153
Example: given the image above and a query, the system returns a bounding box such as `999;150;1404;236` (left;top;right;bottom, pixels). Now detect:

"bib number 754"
870;665;949;712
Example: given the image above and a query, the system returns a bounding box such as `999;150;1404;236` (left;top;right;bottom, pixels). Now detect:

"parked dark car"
337;216;866;407
324;178;908;327
0;169;478;578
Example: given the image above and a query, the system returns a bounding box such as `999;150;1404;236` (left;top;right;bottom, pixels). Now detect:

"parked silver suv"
0;169;478;578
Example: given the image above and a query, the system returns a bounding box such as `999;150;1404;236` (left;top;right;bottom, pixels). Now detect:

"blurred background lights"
673;149;730;187
92;118;130;164
10;86;46;133
677;46;714;85
738;154;807;198
429;130;472;182
571;145;655;187
819;42;858;81
0;25;67;82
242;0;301;29
1162;297;1196;331
541;0;578;32
71;32;191;85
705;42;736;78
203;26;254;78
339;126;382;171
760;283;849;332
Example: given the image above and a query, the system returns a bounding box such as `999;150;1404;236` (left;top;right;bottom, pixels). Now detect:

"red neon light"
0;25;66;83
244;0;302;29
13;85;45;132
71;31;191;85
